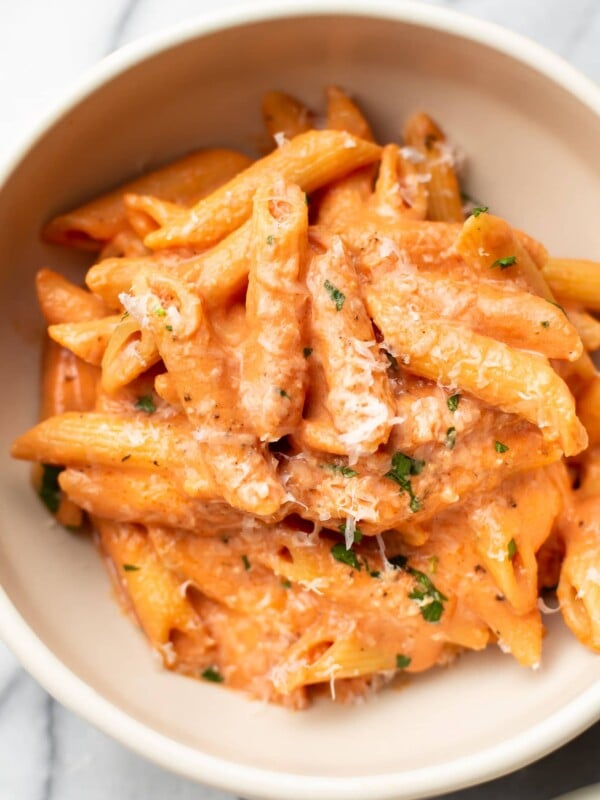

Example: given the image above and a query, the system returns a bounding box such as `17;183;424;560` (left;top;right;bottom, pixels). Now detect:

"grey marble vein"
0;668;24;712
106;0;145;53
563;0;600;60
42;696;56;800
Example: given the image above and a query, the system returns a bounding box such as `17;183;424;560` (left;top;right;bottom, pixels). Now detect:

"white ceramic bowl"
1;3;599;799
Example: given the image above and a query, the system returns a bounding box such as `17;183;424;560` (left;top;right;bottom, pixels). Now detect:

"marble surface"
1;1;599;798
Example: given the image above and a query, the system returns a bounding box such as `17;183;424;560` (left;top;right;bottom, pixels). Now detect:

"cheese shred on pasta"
11;88;600;709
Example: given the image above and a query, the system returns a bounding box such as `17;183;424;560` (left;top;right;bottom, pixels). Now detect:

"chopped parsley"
331;542;361;570
303;347;313;358
324;279;345;311
120;310;129;321
165;324;173;332
540;320;550;328
201;666;224;683
491;255;517;270
39;464;63;513
281;578;292;589
241;554;251;571
123;564;140;572
369;570;381;579
385;452;425;513
155;307;166;317
445;427;456;450
278;388;290;399
447;393;460;412
396;654;412;669
135;394;156;414
507;538;518;561
407;568;448;622
494;440;509;454
325;463;358;478
428;555;439;574
266;235;274;245
338;522;363;543
472;206;489;217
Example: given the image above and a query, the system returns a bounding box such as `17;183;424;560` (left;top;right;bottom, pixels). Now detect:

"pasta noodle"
11;88;600;707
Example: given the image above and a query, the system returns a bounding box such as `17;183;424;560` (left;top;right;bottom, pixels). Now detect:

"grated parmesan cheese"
344;514;356;549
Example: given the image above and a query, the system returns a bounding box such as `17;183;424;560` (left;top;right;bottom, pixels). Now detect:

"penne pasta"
306;235;395;456
565;307;600;352
126;269;286;515
96;518;207;658
403;112;463;223
366;274;587;457
48;315;120;366
557;496;600;651
13;90;600;707
143;130;381;249
43;148;252;249
36;268;110;324
262;91;314;141
543;258;600;311
240;181;308;440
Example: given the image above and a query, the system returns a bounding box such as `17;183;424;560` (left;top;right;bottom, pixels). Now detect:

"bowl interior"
0;11;599;800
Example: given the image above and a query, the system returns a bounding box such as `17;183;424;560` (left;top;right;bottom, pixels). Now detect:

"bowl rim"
1;1;599;798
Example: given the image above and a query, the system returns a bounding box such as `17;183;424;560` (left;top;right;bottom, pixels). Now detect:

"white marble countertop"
1;1;599;798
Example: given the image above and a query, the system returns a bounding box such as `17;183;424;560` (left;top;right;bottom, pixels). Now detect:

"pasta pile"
12;88;600;708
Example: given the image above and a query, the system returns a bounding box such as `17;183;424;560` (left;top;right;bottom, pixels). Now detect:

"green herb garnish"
369;570;381;579
241;554;251;571
445;427;456;450
266;235;274;245
165;324;173;332
541;320;550;328
278;388;290;399
428;555;439;574
155;307;166;317
281;578;292;589
472;206;489;217
303;347;313;358
491;255;517;270
331;542;361;570
507;538;518;561
39;464;63;513
495;440;509;454
396;654;412;669
324;279;345;311
123;564;140;572
325;463;358;478
201;666;224;683
385;452;425;513
447;394;460;412
135;394;156;414
407;568;447;622
338;523;363;543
